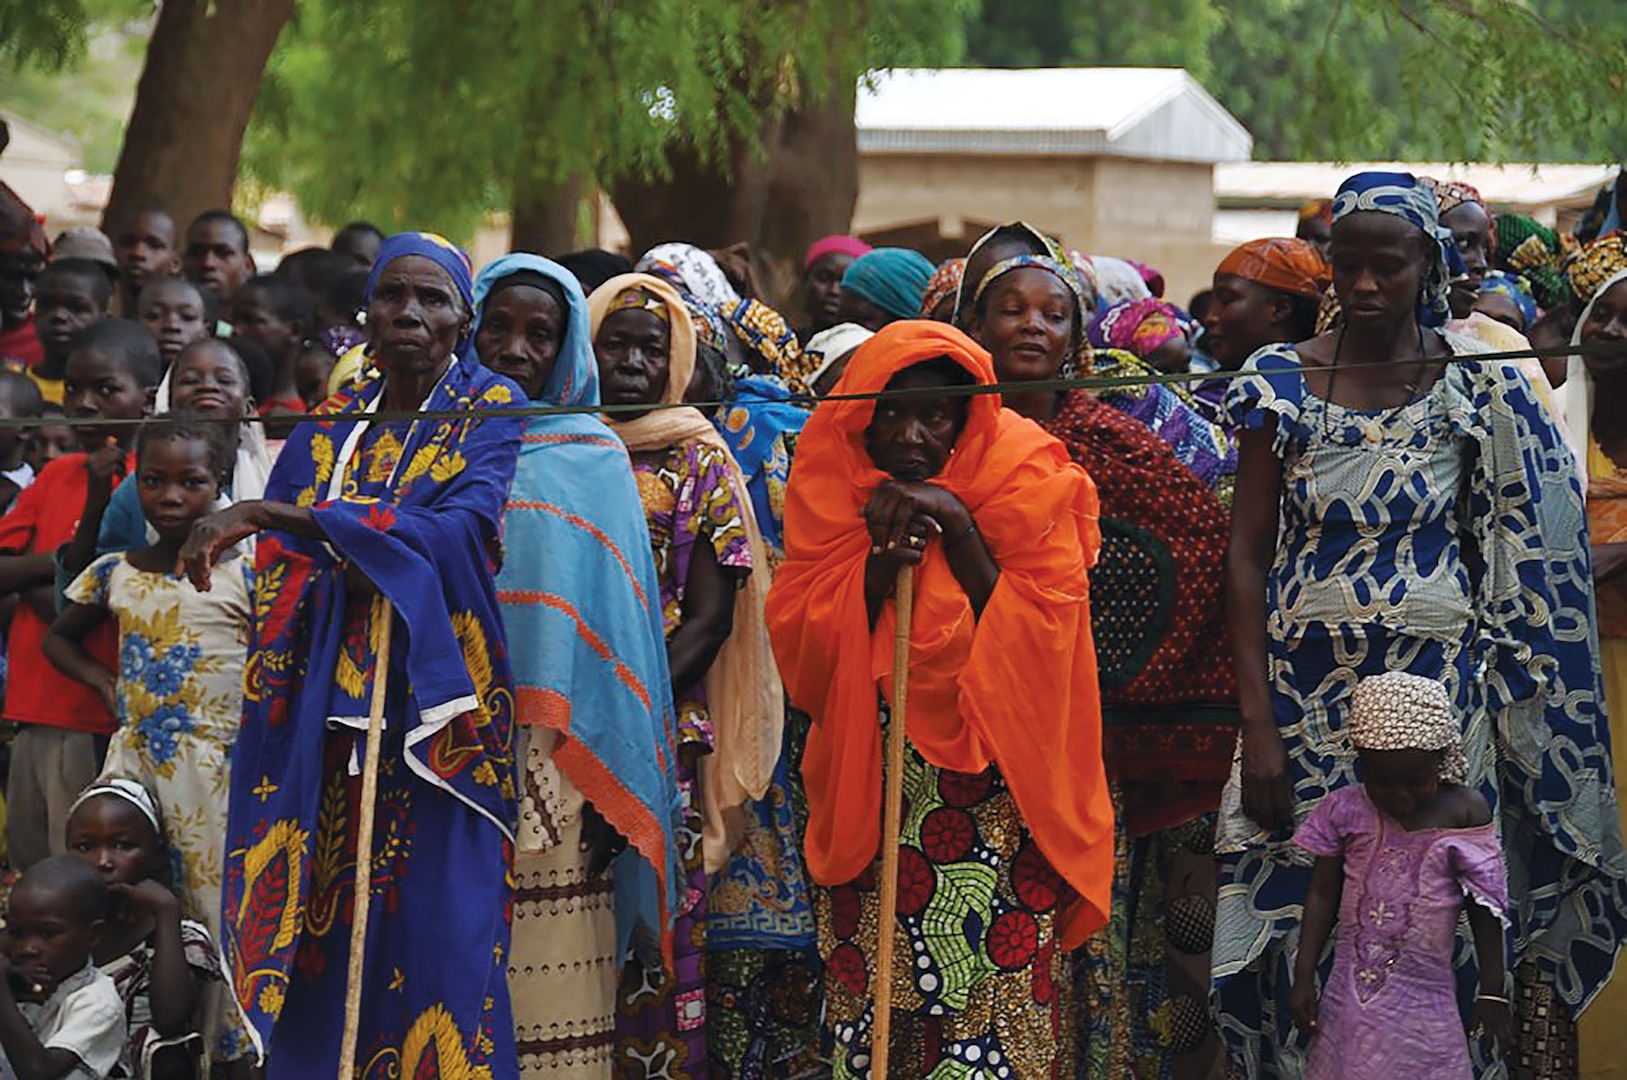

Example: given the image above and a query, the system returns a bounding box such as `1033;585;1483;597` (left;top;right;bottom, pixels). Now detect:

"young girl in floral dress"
45;414;253;1067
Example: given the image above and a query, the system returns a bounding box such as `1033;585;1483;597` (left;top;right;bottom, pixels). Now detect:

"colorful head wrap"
1331;171;1459;328
1127;259;1166;299
1088;298;1190;359
1423;178;1489;218
972;254;1088;350
1215;238;1331;300
0;182;49;261
366;231;472;306
920;258;966;319
588;273;696;410
958;222;1073;317
804;234;872;270
607;284;670;321
840;247;936;321
471;253;598;407
803;322;874;387
1067;251;1101;317
1091;255;1154;308
1348;671;1467;785
1298;199;1334;227
70;777;163;835
1566;234;1627;310
1478;270;1539;330
1497;215;1577;311
636;243;741;309
722;298;812;394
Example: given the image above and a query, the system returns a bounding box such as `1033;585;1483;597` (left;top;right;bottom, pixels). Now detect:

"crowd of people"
0;161;1618;1080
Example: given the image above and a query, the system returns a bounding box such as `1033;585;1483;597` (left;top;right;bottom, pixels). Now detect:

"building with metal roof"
850;67;1255;302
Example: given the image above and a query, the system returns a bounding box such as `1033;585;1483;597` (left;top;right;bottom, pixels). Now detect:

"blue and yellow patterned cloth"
223;234;528;1077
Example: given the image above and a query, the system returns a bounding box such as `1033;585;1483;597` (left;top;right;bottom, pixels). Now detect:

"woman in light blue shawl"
475;254;682;1075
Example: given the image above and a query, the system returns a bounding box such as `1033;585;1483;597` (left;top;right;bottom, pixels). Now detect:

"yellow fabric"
1582;439;1627;1078
326;344;368;399
27;369;62;406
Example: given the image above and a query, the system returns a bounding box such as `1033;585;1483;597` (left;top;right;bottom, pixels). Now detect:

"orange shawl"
764;321;1114;946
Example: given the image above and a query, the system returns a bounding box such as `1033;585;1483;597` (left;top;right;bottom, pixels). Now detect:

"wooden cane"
870;566;915;1080
338;596;394;1079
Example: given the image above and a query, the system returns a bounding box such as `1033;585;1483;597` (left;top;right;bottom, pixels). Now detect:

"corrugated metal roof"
1215;161;1617;211
856;68;1253;164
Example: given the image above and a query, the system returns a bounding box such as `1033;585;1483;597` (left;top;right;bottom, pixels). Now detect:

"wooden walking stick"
338;595;394;1079
870;566;915;1080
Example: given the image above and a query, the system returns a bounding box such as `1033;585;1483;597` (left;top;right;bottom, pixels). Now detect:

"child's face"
171;344;250;419
138;281;210;367
136;437;220;544
65;795;165;887
294;346;335;410
5;883;98;988
232;287;301;363
33;273;107;365
25;422;76;472
1358;747;1443;821
64;347;151;450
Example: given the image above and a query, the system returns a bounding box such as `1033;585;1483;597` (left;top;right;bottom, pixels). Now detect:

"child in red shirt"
0;319;158;868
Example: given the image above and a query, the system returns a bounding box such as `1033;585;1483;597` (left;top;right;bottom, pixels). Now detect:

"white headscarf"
804;323;874;388
69;778;163;836
635;243;741;309
1561;267;1627;487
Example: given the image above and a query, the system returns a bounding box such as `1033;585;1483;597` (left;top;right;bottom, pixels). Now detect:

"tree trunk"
611;82;859;310
510;174;585;256
102;0;294;236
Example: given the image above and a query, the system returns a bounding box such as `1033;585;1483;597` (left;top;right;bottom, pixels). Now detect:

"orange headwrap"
764;320;1114;946
1216;238;1331;300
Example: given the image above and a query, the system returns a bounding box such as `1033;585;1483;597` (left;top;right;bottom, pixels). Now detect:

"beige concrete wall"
1083;159;1228;305
853;155;1099;255
853;152;1230;307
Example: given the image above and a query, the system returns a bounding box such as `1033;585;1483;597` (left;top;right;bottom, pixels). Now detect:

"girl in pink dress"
1290;671;1512;1077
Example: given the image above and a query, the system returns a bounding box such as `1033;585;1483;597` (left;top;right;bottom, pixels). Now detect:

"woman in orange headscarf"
766;320;1114;1078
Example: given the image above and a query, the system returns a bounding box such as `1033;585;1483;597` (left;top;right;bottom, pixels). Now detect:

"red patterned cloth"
1044;392;1237;834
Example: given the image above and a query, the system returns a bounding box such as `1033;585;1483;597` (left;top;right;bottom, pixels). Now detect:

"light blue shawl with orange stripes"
480;254;681;964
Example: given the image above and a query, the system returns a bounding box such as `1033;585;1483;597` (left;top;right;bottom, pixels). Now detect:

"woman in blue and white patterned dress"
1216;170;1627;1078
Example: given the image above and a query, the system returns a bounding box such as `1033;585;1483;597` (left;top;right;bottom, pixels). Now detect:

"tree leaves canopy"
963;0;1627;161
239;0;972;239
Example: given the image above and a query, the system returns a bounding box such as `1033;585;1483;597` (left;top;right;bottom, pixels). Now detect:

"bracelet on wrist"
1475;993;1510;1005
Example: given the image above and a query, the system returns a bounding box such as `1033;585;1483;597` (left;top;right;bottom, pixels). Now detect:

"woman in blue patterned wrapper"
1216;171;1627;1078
177;233;528;1078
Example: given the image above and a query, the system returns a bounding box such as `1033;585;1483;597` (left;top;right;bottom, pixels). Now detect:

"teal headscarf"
840;247;936;320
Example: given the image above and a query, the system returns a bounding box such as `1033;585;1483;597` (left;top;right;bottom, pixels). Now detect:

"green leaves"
238;0;968;239
962;0;1627;163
